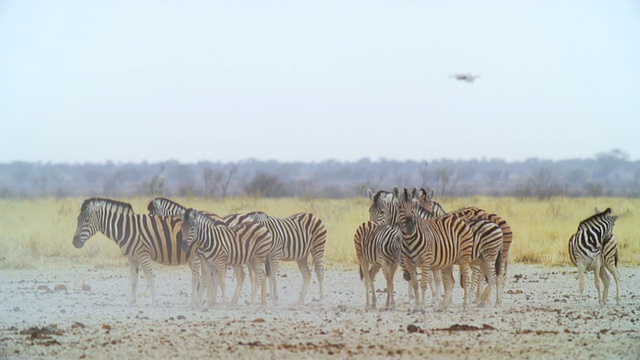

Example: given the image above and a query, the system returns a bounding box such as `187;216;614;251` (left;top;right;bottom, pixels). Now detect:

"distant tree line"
1;149;639;199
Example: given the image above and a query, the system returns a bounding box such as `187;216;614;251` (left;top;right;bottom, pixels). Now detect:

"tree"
243;172;288;197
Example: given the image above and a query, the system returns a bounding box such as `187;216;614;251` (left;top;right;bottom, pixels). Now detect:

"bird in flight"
451;74;480;83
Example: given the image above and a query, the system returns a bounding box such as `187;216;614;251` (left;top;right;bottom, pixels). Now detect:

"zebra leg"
606;264;621;305
258;260;268;308
407;265;421;310
267;253;280;305
478;261;494;307
470;265;481;305
432;269;442;304
247;264;256;306
368;264;381;310
594;261;604;306
419;265;431;310
599;264;611;305
459;260;472;311
127;259;140;307
190;256;202;308
230;265;245;306
359;259;372;309
440;266;455;311
296;256;312;304
138;256;158;306
313;252;325;302
206;263;217;308
217;264;227;305
577;263;586;303
384;263;398;310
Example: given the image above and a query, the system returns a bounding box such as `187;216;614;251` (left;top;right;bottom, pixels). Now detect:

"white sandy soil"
1;260;639;359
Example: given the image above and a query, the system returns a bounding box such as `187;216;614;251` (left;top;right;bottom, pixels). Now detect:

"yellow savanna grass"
0;196;638;269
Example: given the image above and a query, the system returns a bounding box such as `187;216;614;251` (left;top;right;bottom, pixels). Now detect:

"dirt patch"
1;263;639;359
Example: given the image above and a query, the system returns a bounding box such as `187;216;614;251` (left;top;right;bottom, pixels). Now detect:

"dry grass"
0;196;638;269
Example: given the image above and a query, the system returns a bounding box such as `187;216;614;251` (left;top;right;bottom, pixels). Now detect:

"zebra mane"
578;207;613;231
147;197;186;213
82;197;135;214
245;211;268;219
184;208;227;227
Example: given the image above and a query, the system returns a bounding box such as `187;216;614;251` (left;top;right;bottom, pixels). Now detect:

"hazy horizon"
2;1;639;164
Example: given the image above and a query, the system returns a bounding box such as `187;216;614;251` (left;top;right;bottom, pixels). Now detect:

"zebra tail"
403;270;411;281
495;249;504;277
359;266;364;281
265;256;272;278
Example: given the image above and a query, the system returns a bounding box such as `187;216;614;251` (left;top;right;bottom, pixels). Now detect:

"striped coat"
72;198;201;306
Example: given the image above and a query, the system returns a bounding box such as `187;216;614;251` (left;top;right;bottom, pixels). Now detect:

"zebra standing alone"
179;208;273;307
396;187;475;311
568;208;621;305
355;192;403;310
72;198;201;306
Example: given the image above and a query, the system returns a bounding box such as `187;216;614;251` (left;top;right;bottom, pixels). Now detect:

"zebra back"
569;208;617;265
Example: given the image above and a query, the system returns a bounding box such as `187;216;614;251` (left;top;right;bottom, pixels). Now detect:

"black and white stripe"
414;188;512;293
396;188;474;311
568;208;620;305
72;198;201;306
180;208;273;307
243;211;327;304
356;191;402;309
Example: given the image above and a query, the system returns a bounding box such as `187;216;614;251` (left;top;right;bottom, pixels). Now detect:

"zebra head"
72;199;106;248
367;189;395;224
179;208;203;253
414;187;445;218
147;197;186;216
396;187;417;234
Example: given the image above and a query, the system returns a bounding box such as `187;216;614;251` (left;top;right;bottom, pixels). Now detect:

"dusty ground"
1;260;639;359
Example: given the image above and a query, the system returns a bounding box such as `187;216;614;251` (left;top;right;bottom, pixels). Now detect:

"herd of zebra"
71;190;622;310
72;197;326;307
356;187;621;311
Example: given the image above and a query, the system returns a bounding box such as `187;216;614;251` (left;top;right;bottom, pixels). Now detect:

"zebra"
568;208;620;305
179;208;273;307
367;189;420;302
147;197;279;303
356;192;403;310
414;188;513;290
465;218;504;306
396;187;474;311
242;211;327;304
72;197;201;307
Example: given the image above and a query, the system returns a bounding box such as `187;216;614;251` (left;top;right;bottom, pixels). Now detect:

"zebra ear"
178;208;186;220
428;188;436;199
78;197;84;206
367;189;375;201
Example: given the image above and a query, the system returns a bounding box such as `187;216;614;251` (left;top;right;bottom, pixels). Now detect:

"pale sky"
1;1;639;164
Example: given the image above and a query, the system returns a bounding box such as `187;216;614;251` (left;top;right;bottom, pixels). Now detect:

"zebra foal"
355;194;403;310
179;208;273;307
